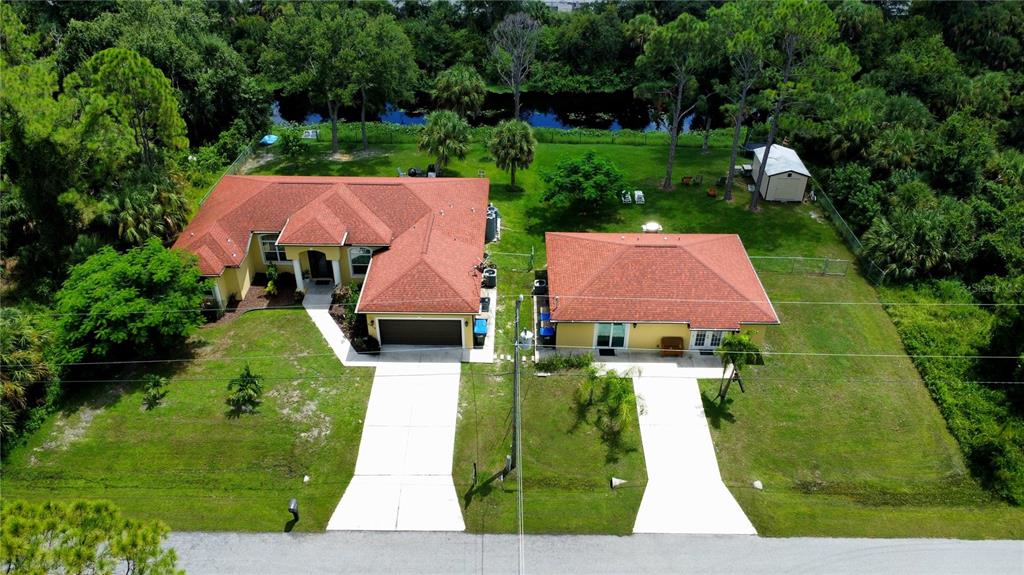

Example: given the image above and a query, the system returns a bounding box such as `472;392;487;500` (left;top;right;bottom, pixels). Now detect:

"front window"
260;234;288;263
349;247;372;276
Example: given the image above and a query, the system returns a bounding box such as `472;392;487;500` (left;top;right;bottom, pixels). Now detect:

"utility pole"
511;295;523;471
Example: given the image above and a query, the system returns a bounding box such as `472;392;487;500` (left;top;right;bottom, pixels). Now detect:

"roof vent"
641;222;663;233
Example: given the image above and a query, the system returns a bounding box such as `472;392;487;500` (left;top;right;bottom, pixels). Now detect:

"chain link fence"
198;143;254;206
749;256;851;276
815;188;889;285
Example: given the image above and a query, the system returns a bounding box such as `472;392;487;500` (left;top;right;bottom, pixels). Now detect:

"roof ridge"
333;183;394;243
570;240;631;296
423;256;478;310
678;236;752;302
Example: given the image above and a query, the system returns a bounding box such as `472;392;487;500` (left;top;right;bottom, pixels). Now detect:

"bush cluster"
883;281;1024;504
535;353;593;372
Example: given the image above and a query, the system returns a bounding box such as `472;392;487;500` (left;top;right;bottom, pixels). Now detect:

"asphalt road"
167;532;1023;575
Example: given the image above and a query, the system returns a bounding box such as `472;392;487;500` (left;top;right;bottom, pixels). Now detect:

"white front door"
691;330;730;351
595;322;627;348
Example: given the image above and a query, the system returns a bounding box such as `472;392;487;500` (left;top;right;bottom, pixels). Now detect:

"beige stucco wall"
366;313;475;349
761;172;807;202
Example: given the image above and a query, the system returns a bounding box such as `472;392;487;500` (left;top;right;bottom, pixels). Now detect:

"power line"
9;294;1022;319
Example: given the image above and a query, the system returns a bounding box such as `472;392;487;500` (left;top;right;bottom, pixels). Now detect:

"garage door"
378;319;462;346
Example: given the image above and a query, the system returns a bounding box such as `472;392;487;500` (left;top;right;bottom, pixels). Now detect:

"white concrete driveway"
327;361;465;531
624;362;755;534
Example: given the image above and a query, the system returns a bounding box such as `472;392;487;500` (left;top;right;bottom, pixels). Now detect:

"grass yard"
1;310;374;532
699;272;1024;539
453;364;646;534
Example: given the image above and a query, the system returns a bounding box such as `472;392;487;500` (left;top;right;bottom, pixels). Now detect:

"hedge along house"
750;144;810;202
544;233;779;354
174;175;490;348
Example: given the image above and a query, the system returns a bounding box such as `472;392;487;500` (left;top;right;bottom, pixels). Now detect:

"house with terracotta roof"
174;175;490;348
543;233;779;353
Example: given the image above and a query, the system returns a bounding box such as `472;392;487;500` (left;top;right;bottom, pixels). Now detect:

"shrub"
265;263;279;296
279;126;305;159
142;374;169;410
226;364;263;414
535;353;593;372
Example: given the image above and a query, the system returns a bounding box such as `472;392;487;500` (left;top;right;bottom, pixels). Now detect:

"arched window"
349;247;373;276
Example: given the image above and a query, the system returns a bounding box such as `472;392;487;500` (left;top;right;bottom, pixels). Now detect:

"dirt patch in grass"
269;383;336;445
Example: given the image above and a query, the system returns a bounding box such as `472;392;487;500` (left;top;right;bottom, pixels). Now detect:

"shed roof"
751;144;810;177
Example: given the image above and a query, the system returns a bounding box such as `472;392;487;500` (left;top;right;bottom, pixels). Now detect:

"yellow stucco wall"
628;323;692;351
555;321;772;350
552;322;595;349
366;313;476;349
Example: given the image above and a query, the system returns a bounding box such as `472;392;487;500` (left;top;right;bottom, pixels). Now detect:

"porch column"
331;259;342;286
292;258;303;290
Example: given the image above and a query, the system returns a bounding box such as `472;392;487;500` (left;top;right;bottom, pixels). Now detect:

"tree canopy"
54;239;207;363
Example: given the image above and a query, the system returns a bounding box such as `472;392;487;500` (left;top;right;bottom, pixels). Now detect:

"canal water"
272;90;694;133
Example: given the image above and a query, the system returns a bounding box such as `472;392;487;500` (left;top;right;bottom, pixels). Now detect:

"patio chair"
681;176;693;185
397;168;406;177
717;176;727;187
694;175;704;186
621;190;632;204
634;190;646;204
478;169;486;178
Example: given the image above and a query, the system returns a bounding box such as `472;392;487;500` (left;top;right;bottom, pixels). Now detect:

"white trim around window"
348;246;373;278
259;233;289;265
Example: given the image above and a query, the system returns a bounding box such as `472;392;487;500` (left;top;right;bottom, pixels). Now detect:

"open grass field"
1;310;374;532
5;131;1020;536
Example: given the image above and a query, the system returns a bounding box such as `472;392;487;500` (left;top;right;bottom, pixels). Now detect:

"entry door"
691;330;727;350
596;323;627;348
307;251;332;279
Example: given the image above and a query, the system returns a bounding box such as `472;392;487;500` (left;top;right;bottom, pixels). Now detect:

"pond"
272;90;694;133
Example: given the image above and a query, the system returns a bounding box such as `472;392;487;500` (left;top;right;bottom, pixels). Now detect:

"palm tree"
488;119;536;187
432;64;486;119
418;110;470;172
715;333;762;405
0;309;54;441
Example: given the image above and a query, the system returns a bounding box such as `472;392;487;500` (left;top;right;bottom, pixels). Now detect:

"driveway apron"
632;375;756;534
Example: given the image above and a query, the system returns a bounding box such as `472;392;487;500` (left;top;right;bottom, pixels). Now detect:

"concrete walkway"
301;287;464;531
167;532;1024;575
598;360;754;535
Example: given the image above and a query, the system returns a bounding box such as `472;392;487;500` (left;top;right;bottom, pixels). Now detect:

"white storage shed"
750;144;810;202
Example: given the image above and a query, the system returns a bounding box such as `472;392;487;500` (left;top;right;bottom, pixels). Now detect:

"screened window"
349;247;372;276
260;234;288;263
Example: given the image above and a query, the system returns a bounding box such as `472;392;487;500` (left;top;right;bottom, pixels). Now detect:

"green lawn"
454;364;647;534
1;310;374;532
